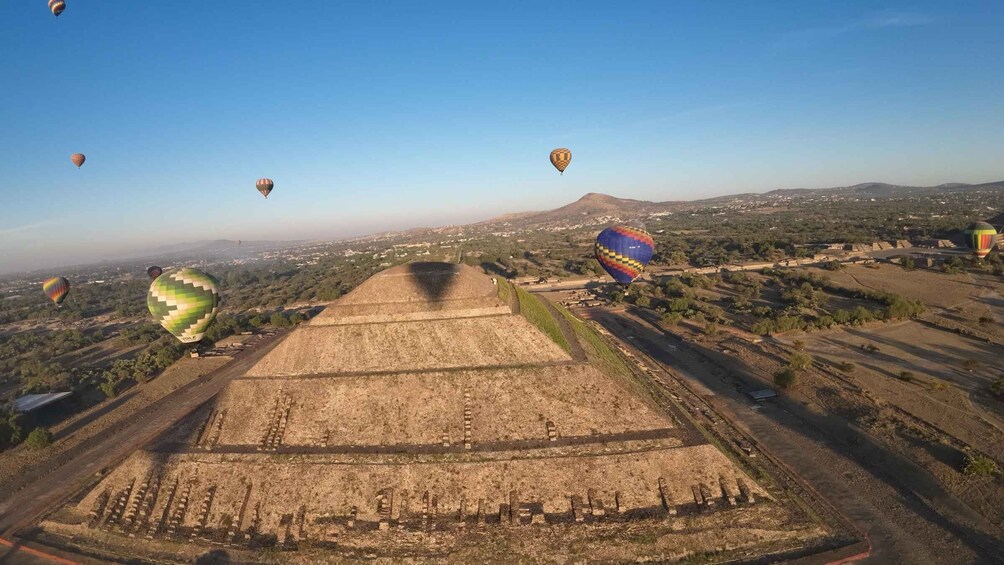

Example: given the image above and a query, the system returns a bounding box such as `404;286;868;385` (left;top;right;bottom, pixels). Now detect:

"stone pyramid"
43;263;832;562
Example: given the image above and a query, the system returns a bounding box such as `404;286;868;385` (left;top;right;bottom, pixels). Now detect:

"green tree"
962;452;998;476
25;427;52;449
661;312;683;326
991;377;1004;398
789;352;813;371
270;312;292;328
774;368;798;389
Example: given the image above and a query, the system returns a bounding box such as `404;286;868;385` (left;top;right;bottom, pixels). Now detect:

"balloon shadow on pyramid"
405;262;459;304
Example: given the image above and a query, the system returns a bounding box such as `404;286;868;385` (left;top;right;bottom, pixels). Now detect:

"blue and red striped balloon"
595;226;655;284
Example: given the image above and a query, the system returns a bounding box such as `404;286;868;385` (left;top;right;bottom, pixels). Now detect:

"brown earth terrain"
36;263;856;563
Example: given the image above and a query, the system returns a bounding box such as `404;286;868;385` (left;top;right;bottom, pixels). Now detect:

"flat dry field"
213;364;672;447
805;264;991;310
78;443;766;530
246;315;571;377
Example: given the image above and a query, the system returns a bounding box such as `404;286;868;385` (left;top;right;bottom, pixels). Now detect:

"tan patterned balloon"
49;0;65;17
549;148;571;175
70;153;85;168
256;178;274;198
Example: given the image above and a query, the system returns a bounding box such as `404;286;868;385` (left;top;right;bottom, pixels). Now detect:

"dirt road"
584;306;1003;565
0;330;287;544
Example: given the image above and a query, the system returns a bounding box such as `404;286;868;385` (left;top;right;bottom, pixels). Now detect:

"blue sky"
2;1;1004;273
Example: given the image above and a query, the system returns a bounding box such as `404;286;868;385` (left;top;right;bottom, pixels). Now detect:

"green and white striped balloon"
147;268;221;344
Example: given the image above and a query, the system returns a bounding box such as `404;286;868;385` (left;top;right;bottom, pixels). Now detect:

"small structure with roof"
747;389;778;402
14;392;73;413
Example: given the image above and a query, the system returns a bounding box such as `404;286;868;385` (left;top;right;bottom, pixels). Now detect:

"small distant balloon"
147;268;221;344
70;153;86;168
147;266;163;280
256;178;274;198
550;148;571;175
964;221;998;260
49;0;65;17
42;276;70;306
595;226;655;285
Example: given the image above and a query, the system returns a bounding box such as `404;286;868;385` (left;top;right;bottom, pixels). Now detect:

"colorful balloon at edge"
42;276;70;306
70;153;85;168
147;268;221;344
550;148;571;175
256;178;274;198
595;226;655;285
147;266;163;281
964;221;998;260
49;0;65;17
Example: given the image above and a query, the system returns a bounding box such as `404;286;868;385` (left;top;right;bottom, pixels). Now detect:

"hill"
485;192;683;227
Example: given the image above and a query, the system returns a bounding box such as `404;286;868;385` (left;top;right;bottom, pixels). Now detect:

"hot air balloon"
49;0;65;17
42;276;70;306
550;148;571;175
147;266;163;280
256;178;274;198
70;153;85;168
964;221;998;260
147;268;221;343
595;226;655;284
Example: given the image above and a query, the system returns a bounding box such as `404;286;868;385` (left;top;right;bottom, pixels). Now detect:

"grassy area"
556;307;632;380
513;286;570;352
496;277;514;308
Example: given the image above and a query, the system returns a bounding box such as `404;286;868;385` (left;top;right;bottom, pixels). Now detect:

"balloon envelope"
147;266;163;280
147;268;221;343
49;0;65;17
550;148;571;175
964;221;998;259
256;178;274;198
595;226;655;284
70;153;85;168
42;276;70;305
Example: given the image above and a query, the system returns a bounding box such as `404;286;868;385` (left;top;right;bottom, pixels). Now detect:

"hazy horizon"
4;1;1004;274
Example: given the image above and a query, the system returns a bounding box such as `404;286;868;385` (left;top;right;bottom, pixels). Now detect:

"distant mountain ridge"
485;180;1004;227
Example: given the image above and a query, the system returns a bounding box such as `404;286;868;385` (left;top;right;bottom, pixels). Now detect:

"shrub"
901;257;916;270
987;377;1004;398
792;339;805;350
25;427;52;449
100;380;118;399
835;361;855;372
962;452;998;476
704;322;718;336
898;371;915;382
751;319;775;335
963;359;979;371
661;312;683;326
774;368;798;389
978;316;994;326
789;352;813;371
